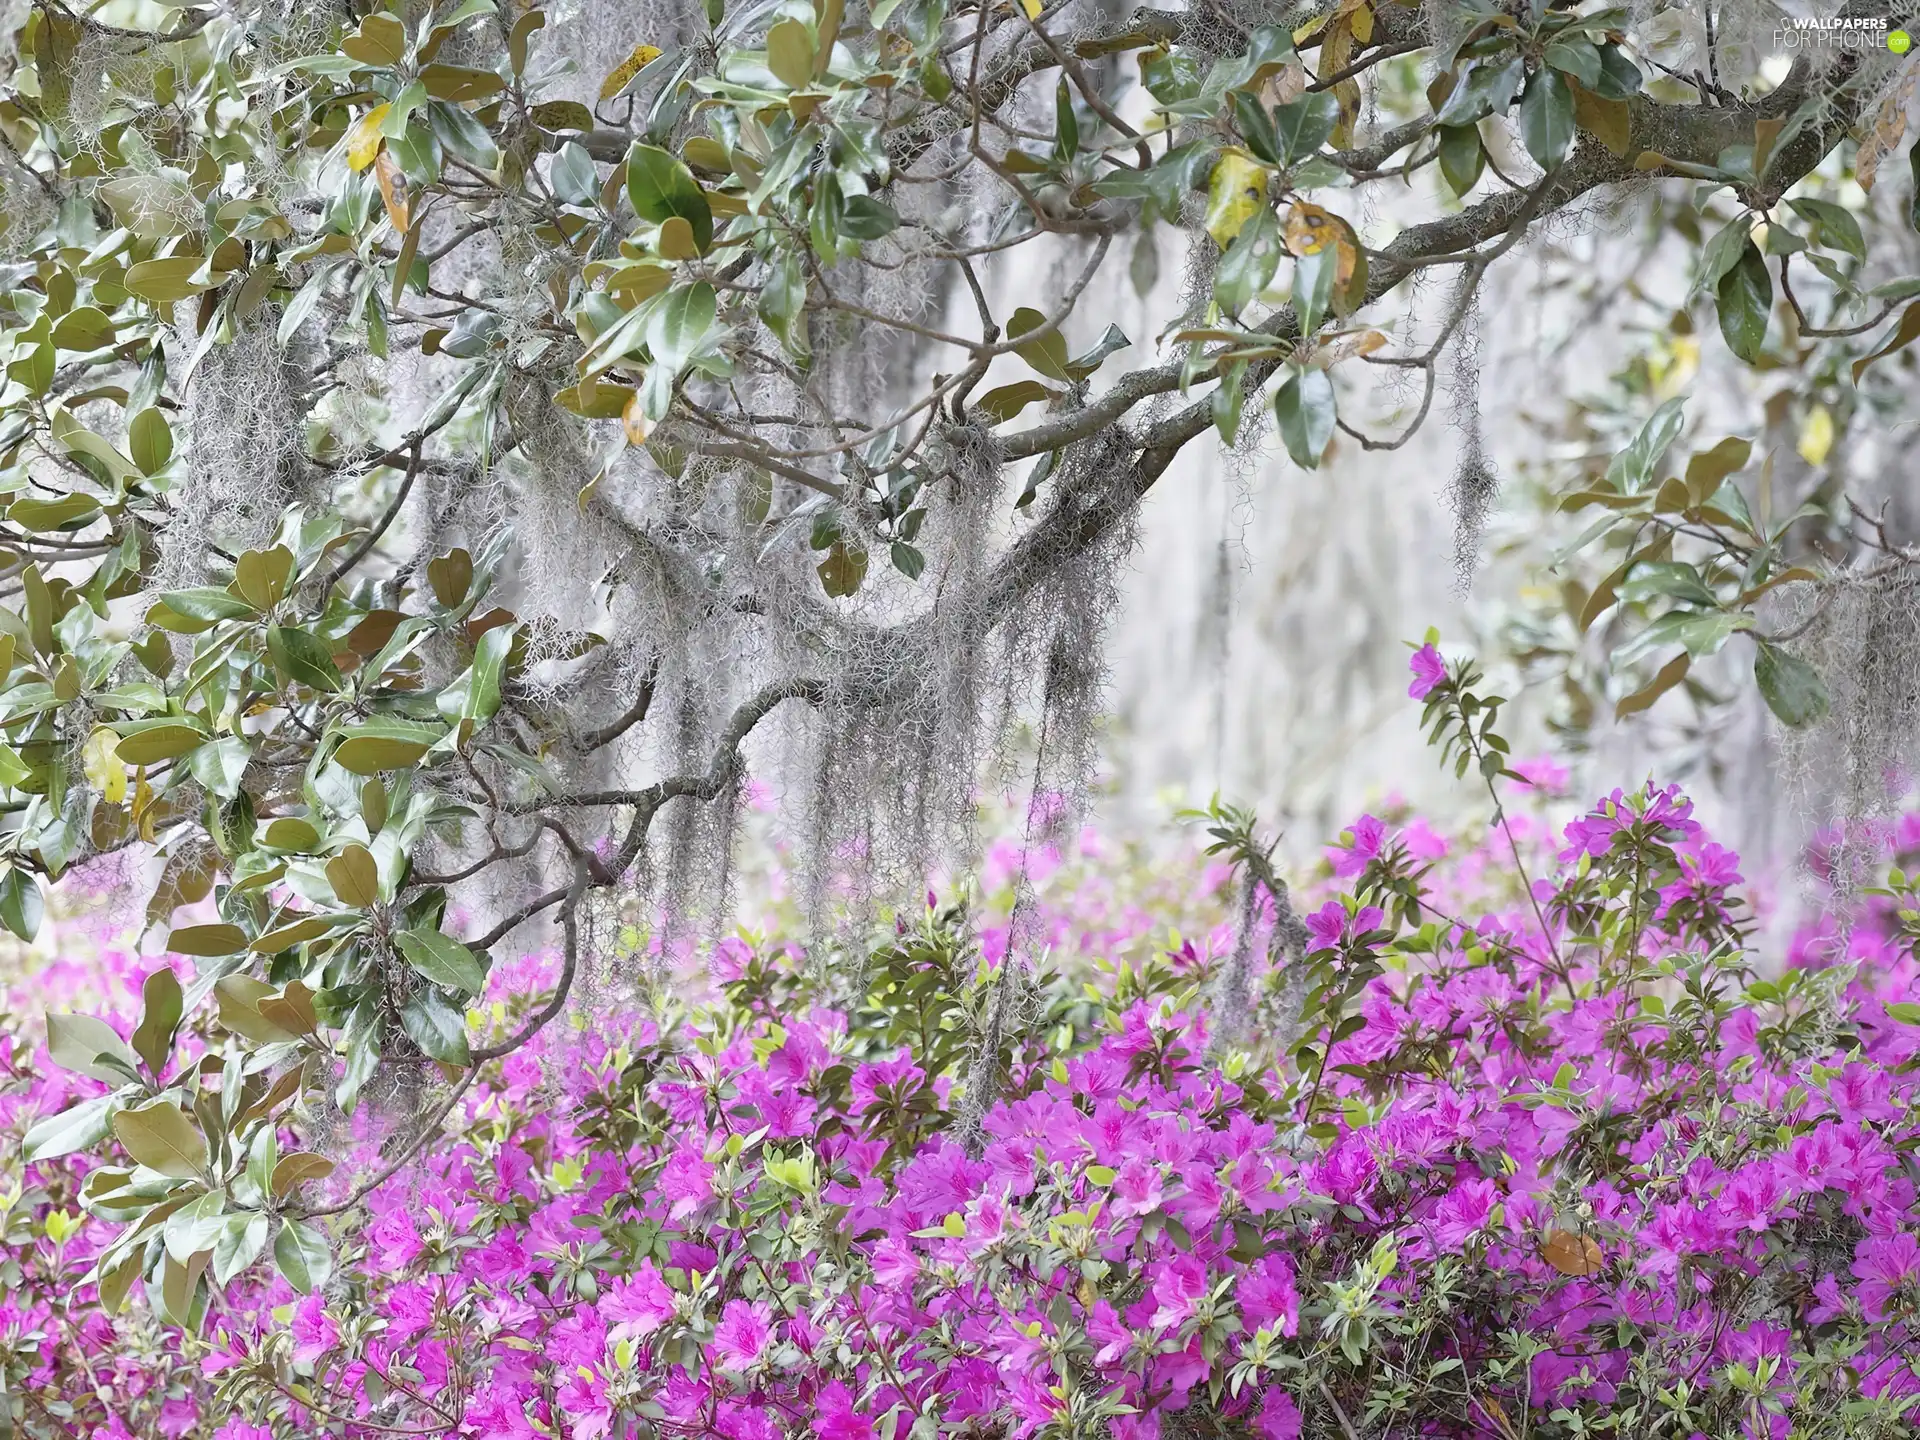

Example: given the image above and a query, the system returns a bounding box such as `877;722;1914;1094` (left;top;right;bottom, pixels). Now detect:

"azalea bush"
4;650;1920;1438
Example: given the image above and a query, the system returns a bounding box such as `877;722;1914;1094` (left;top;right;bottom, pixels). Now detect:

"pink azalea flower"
712;1298;775;1371
1408;643;1447;700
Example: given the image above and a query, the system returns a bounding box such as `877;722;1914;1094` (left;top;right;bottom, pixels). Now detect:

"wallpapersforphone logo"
1773;14;1912;50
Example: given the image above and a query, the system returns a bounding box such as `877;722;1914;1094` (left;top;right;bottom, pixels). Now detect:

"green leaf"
1214;205;1282;316
1291;246;1336;334
1437;124;1484;198
46;1011;140;1083
114;721;211;765
165;1190;230;1264
1912;139;1920;235
0;867;42;942
1270;91;1339;167
1754;640;1828;727
267;626;343;692
766;17;816;87
1519;68;1574;171
1053;77;1080;164
158;587;257;622
975;380;1057;423
131;967;184;1077
112;1101;207;1178
1543;36;1601;87
1696;217;1752;297
333;719;444;774
401;986;472;1063
1273;366;1336;469
23;1092;117;1163
1886;1001;1920;1025
167;922;249;956
1007;307;1071;381
129;408;174;474
326;843;382;908
187;736;252;799
1606;396;1686;491
1230;90;1280;167
758;249;809;360
395;927;487;994
1434;57;1524;127
1715;239;1772;364
626;143;714;254
1786;197;1865;261
840;195;899;241
274;1218;334;1294
213;1211;271;1285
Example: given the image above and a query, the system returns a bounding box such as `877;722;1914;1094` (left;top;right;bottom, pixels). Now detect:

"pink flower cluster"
12;776;1920;1437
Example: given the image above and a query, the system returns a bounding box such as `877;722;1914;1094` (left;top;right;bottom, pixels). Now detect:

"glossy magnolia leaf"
1684;436;1751;501
23;1092;118;1163
1007;307;1070;380
213;1211;271;1286
401;986;472;1063
1436;124;1484;198
1542;1229;1604;1276
111;1101;207;1178
47;1012;141;1083
114;723;209;766
625;143;713;254
0;868;43;943
975;380;1057;423
1614;650;1689;718
251;914;338;954
1714;240;1771;364
270;1153;338;1198
1786;197;1866;260
262;817;322;852
167;923;248;957
326;844;381;908
1270;91;1339;167
427;547;475;606
131;967;183;1077
1852;302;1920;383
125;257;222;305
395;927;487;994
266;625;343;693
1273;366;1336;470
333;720;443;774
129;408;173;474
215;976;302;1043
1754;640;1829;727
1433;57;1524;127
1214;206;1281;316
1519;68;1574;171
274;1218;334;1294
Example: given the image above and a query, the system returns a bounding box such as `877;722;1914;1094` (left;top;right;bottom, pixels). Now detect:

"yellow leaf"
655;214;700;260
347;105;390;172
83;728;127;805
132;767;157;841
1204;149;1267;249
1017;0;1041;16
1541;1229;1604;1277
599;42;663;101
1284;200;1339;256
1797;403;1833;467
374;150;411;233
